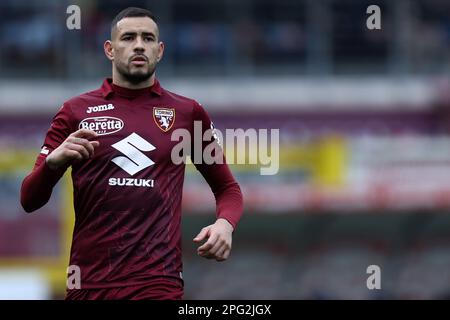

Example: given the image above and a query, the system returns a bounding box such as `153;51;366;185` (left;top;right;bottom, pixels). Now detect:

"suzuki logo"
111;133;155;175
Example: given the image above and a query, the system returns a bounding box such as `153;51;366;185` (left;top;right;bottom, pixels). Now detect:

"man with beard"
20;7;243;300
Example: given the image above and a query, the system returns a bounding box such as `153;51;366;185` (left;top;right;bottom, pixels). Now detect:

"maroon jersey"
21;78;243;290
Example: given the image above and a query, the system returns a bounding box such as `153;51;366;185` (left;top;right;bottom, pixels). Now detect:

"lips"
130;55;148;66
132;56;147;61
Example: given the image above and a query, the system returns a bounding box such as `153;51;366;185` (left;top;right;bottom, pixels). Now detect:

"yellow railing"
0;150;74;297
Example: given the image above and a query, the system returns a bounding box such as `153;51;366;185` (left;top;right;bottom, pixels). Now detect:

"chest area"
72;101;191;163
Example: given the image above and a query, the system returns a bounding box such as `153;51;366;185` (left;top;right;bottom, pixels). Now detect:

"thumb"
193;227;210;243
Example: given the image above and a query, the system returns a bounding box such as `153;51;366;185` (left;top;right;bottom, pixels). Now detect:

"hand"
46;129;100;171
193;218;234;262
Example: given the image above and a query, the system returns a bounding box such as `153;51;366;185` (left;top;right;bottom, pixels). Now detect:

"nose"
134;36;145;52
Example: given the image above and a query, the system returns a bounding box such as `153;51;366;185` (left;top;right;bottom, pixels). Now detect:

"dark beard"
116;62;156;85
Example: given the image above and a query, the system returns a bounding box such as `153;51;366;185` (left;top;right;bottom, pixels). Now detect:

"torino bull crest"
153;107;175;132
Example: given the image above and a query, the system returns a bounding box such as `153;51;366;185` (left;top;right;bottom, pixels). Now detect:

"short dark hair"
111;7;157;34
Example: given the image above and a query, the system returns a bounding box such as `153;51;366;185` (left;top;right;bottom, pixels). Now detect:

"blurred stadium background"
0;0;450;299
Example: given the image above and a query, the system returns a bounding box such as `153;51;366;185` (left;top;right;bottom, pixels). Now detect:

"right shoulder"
51;88;105;133
62;88;104;113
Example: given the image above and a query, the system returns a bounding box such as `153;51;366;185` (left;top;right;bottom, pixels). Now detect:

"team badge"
153;107;175;132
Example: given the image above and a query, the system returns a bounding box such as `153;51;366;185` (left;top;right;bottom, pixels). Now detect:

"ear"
157;41;165;62
104;40;114;61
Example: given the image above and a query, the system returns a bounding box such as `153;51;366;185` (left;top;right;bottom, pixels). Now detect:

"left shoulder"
162;88;200;109
157;81;209;117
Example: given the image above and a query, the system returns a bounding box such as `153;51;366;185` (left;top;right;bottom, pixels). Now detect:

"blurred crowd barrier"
0;0;449;78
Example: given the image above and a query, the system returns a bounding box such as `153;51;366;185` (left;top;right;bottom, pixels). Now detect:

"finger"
71;129;98;139
88;141;100;156
78;138;94;156
69;137;95;157
215;246;228;261
222;249;231;260
193;227;210;243
199;251;215;259
212;248;230;261
198;234;218;253
67;143;90;159
65;149;83;162
198;233;219;252
207;238;225;256
90;141;100;149
71;144;90;159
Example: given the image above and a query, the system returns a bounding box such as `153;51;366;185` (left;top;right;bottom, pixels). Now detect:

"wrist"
45;157;57;171
217;218;234;233
45;156;64;171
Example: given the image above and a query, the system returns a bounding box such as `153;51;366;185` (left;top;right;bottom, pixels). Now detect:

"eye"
144;36;154;42
122;36;133;41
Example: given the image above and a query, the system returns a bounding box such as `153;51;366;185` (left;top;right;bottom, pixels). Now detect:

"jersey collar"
101;77;162;98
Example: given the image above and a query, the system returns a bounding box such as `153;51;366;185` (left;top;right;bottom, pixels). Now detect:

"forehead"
115;17;158;35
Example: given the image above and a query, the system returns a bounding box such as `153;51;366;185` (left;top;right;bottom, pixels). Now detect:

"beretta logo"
79;116;124;136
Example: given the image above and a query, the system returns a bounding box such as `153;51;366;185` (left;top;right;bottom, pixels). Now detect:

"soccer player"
20;7;243;300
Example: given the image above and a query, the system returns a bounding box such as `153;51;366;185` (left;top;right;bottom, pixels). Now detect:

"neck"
112;68;155;89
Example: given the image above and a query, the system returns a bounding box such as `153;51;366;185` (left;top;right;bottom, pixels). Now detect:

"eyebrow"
120;32;156;38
